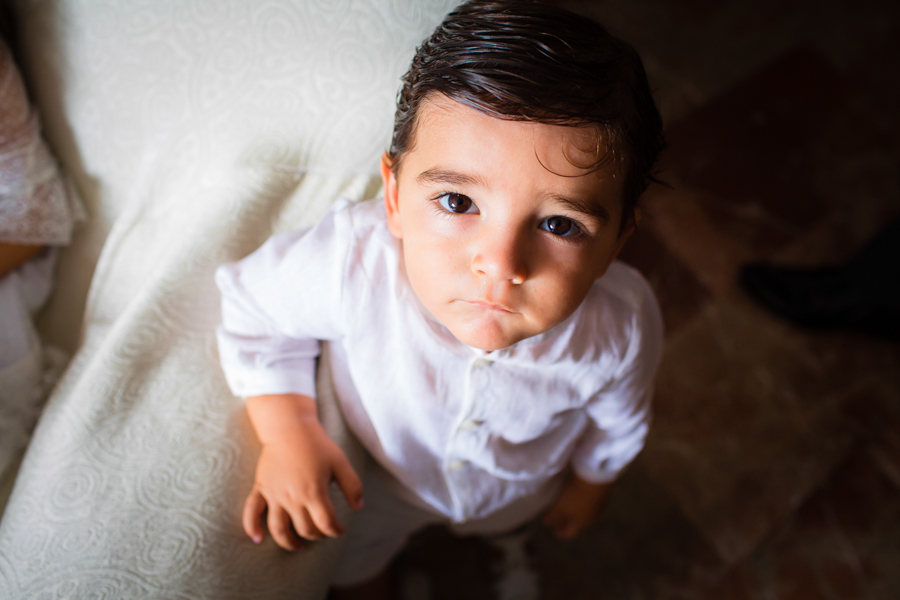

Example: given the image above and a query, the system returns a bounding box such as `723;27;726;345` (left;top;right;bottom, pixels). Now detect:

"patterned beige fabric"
0;0;456;597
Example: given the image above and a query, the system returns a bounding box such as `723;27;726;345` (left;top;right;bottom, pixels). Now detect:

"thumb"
554;520;580;540
542;505;564;528
332;453;364;510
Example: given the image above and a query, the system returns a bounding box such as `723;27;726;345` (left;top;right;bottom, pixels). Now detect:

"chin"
450;323;522;352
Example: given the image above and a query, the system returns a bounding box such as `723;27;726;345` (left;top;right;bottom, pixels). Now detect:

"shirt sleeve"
570;275;664;484
215;201;353;399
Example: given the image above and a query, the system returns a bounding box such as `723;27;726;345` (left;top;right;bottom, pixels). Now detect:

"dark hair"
388;0;666;228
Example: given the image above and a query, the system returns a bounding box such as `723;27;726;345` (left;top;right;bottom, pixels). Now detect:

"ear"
381;153;403;239
595;207;641;280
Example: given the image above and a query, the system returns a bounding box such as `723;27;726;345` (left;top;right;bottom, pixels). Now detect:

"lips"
462;299;514;313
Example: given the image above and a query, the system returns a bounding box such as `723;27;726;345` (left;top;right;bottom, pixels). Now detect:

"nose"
470;226;528;285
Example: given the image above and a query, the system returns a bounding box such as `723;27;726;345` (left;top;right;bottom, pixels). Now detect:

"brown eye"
438;193;477;214
541;216;579;237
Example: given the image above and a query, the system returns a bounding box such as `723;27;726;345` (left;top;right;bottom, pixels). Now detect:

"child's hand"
242;394;364;551
541;474;611;540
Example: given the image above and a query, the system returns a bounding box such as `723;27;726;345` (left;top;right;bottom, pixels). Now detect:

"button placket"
458;419;484;431
444;354;493;520
459;361;489;444
472;357;491;369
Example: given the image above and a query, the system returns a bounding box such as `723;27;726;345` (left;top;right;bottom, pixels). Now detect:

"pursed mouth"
461;299;514;313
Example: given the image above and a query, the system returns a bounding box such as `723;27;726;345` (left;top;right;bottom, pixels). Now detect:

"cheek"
402;225;466;297
538;274;590;320
530;246;600;321
404;208;469;263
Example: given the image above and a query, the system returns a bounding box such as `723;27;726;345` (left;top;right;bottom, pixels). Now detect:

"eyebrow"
549;193;610;224
416;168;490;189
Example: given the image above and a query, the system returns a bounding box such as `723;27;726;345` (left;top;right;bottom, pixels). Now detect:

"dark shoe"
740;265;857;327
739;217;900;339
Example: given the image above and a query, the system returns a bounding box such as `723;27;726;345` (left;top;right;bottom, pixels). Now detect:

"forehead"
405;96;623;210
416;96;605;164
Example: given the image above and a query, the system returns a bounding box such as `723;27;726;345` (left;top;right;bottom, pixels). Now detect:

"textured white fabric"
0;0;458;598
217;198;662;522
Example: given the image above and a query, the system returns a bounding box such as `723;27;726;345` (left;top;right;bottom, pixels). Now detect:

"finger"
267;505;303;551
291;506;326;541
243;490;267;544
332;455;364;510
541;507;564;529
554;520;581;540
543;508;574;538
306;493;345;538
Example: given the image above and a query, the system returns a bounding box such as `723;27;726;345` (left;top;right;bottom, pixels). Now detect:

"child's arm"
243;393;363;551
550;270;663;539
215;204;363;550
541;473;611;539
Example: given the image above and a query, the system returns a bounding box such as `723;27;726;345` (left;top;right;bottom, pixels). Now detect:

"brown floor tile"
640;184;756;297
619;223;712;335
533;460;722;600
681;444;900;600
776;559;838;600
696;563;761;600
774;447;899;599
867;436;900;495
665;47;849;254
643;299;858;563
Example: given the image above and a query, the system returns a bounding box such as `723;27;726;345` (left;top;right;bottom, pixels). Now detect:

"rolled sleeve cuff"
570;459;621;485
570;422;648;484
222;361;318;400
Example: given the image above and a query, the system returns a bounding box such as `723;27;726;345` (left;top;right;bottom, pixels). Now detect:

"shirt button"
473;358;491;369
459;420;484;431
447;460;465;472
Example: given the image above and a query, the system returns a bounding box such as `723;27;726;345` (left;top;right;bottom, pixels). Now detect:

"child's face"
381;96;634;351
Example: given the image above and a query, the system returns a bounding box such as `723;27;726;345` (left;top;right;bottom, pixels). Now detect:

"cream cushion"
0;1;456;597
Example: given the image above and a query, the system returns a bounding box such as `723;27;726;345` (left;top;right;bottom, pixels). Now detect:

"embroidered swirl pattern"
0;0;455;597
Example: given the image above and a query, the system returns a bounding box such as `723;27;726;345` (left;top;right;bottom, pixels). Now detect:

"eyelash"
429;191;591;243
541;218;588;244
431;192;479;216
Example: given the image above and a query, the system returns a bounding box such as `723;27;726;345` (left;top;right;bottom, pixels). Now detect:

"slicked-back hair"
388;0;666;228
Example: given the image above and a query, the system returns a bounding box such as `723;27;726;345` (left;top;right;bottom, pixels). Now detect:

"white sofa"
0;1;456;597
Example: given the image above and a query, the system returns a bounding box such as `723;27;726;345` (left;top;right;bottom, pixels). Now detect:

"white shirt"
216;198;663;523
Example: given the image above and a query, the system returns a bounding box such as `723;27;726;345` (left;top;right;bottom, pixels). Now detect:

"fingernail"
356;497;364;509
252;535;262;544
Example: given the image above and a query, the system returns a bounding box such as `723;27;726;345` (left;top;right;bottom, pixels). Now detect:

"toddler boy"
216;0;665;595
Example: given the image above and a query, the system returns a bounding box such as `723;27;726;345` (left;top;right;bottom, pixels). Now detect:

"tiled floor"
389;0;900;598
